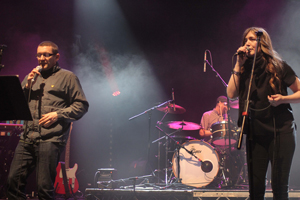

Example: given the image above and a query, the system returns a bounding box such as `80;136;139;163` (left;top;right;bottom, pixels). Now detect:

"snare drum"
211;121;237;146
172;140;219;188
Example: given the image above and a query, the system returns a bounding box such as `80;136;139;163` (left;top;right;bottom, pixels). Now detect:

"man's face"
220;101;228;113
36;46;60;71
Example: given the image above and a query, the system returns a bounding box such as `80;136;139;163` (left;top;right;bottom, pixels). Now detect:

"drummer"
199;96;228;141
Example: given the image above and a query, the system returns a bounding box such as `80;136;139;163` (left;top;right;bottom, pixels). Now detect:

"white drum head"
172;140;219;188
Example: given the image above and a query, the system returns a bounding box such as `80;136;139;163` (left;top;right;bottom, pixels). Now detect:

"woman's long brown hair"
241;27;283;93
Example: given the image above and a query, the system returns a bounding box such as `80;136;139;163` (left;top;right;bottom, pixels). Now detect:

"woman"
227;27;300;200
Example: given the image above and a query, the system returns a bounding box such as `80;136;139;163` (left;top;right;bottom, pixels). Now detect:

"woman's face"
244;31;261;57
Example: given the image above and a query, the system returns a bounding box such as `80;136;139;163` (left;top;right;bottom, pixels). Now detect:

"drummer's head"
216;96;228;112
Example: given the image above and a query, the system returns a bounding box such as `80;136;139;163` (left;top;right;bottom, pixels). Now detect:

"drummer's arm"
199;128;212;137
199;115;211;137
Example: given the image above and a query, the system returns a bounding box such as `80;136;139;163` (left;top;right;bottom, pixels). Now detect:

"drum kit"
153;101;247;189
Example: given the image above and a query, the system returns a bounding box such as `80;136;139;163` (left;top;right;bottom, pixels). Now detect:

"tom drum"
210;121;237;146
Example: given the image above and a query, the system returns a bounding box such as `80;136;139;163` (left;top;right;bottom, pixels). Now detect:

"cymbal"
229;99;239;109
156;104;186;114
164;121;201;130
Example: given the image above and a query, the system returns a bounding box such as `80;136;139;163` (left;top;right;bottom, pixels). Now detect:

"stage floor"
85;187;300;200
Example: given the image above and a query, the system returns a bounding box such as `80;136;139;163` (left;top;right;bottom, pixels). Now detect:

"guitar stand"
69;186;78;200
55;183;78;200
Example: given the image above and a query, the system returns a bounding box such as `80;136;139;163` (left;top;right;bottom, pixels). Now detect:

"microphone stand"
236;31;263;200
205;52;234;187
128;100;172;121
205;53;228;88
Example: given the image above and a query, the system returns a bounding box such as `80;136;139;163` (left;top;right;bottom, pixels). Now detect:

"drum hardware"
154;125;184;185
129;98;175;185
152;125;184;144
209;120;241;188
155;126;203;187
153;126;183;185
167;136;196;153
201;144;244;189
234;142;248;188
153;110;199;186
235;162;248;188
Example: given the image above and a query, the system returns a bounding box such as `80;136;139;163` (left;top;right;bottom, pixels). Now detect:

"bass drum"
172;140;219;188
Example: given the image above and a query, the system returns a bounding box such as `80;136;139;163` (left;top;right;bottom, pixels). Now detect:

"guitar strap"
60;161;71;198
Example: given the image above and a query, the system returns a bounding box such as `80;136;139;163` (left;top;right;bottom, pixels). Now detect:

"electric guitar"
54;123;79;195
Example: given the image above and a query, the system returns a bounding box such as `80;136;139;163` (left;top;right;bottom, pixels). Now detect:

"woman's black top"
238;55;296;136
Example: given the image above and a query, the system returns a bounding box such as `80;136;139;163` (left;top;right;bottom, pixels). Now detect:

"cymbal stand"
156;111;169;184
213;146;229;187
235;139;248;187
152;125;183;185
129;99;173;181
154;126;203;186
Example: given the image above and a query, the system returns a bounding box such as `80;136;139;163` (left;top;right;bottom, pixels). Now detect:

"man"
199;96;228;139
7;41;89;199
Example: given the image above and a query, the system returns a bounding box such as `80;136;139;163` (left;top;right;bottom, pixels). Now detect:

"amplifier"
95;168;117;189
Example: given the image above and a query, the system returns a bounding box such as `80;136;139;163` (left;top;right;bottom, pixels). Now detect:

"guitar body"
54;162;79;194
54;123;79;195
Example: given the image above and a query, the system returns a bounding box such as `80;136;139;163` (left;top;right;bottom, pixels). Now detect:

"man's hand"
25;66;42;88
199;129;212;137
39;112;58;128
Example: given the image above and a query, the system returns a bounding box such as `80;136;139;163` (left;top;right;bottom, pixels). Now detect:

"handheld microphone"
204;51;207;72
234;46;250;56
172;88;176;112
32;65;42;82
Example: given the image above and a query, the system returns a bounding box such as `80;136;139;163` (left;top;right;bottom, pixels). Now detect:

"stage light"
112;91;120;96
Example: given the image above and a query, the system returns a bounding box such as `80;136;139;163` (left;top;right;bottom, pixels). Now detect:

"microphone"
234;46;250;56
32;65;42;82
204;51;207;72
255;30;263;36
201;160;213;173
172;88;176;112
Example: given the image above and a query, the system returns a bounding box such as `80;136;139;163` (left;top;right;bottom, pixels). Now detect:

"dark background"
1;0;300;194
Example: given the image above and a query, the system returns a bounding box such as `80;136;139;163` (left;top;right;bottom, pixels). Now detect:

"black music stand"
0;75;32;121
